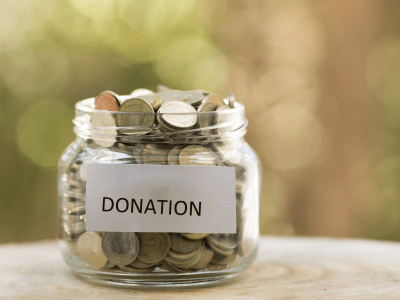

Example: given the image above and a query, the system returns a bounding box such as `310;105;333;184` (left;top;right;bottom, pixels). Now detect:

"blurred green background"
1;0;399;243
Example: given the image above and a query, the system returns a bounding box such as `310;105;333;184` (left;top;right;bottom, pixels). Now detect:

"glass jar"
58;96;261;287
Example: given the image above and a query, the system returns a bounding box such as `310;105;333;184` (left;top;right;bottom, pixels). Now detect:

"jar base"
71;266;247;288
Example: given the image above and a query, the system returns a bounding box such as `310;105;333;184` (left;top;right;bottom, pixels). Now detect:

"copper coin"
95;91;121;111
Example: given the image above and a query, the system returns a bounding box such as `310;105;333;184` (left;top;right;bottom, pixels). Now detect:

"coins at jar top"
136;94;162;110
90;110;118;148
116;98;155;135
179;145;217;166
101;232;140;265
137;233;171;264
169;233;203;254
185;91;204;107
157;90;187;102
203;94;225;107
158;101;197;129
197;101;218;130
77;231;108;269
130;88;154;98
95;91;121;111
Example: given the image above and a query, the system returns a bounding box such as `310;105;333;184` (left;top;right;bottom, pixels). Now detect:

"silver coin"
102;232;140;265
77;231;108;269
158;101;197;129
90;110;117;148
179;145;217;166
167;146;185;165
136;94;163;110
142;143;170;165
130;88;154;98
227;92;236;108
157;90;187;102
116;98;155;135
185;91;204;106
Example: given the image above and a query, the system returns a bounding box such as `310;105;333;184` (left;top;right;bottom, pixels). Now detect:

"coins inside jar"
61;87;257;276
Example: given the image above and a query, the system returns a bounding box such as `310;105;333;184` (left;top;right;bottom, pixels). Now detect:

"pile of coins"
60;86;256;274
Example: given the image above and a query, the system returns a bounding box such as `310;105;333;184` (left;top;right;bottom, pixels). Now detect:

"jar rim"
76;97;245;115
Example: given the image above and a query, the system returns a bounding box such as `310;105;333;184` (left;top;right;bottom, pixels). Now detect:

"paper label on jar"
86;164;236;233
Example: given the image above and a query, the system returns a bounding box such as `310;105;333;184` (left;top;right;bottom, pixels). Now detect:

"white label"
86;164;236;233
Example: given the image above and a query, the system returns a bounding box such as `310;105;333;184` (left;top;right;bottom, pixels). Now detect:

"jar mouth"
74;97;247;144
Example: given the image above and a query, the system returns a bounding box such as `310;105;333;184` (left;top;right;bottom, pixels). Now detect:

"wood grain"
1;236;400;299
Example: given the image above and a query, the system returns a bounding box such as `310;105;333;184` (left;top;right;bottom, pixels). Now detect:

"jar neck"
73;98;247;145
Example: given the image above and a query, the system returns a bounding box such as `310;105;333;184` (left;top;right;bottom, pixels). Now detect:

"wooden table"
1;236;400;299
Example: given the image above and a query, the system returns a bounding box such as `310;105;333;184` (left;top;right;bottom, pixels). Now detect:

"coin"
179;145;217;166
156;84;172;92
206;234;237;252
227;92;235;108
157;90;187;102
207;242;234;255
158;101;197;129
211;252;237;265
137;94;163;110
116;98;155;135
191;245;214;270
160;260;186;273
142;143;170;165
180;233;209;240
102;232;140;265
169;233;202;253
137;233;171;264
203;94;225;107
215;105;232;135
77;231;108;269
197;101;217;130
130;258;155;269
164;240;205;268
133;143;146;164
95;91;121;111
118;265;156;273
185;91;204;106
130;88;154;98
167;146;185;165
90;110;118;148
64;221;85;236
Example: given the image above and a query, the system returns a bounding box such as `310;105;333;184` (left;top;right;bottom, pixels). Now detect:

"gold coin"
101;232;140;266
211;252;237;265
179;145;217;166
77;231;108;269
169;233;202;253
160;260;186;273
191;245;214;270
130;258;155;269
95;91;121;111
136;94;163;110
206;234;237;252
90;110;117;148
137;233;171;264
167;146;185;165
116;98;155;135
158;101;197;129
180;233;209;240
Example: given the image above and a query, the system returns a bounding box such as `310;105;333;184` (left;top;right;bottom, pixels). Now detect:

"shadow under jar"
58;95;261;287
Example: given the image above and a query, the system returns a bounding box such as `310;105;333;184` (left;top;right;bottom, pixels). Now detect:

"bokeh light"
17;100;74;167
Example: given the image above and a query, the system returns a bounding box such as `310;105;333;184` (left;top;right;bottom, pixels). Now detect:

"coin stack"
60;86;255;273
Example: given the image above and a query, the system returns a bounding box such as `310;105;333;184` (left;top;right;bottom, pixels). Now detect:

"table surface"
1;236;400;299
